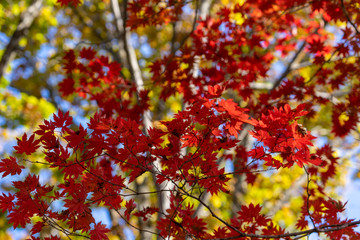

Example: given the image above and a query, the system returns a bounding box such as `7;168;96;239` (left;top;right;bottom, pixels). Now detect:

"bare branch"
171;0;200;56
271;41;307;91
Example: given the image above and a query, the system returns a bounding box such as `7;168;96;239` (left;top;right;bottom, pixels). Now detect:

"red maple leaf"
125;199;136;220
208;84;224;98
90;222;109;240
61;160;84;179
58;78;75;96
0;193;15;212
13;133;40;155
57;0;81;7
30;221;44;235
53;111;73;129
80;47;96;60
63;188;88;215
0;157;24;177
65;124;87;150
8;208;31;228
134;207;159;221
237;203;270;226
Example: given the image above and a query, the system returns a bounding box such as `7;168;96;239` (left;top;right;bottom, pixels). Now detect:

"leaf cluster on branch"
1;0;360;239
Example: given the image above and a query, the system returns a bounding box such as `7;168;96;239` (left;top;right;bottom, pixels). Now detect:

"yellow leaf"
338;112;349;126
19;37;27;47
299;65;316;82
231;12;245;25
170;101;181;113
194;122;207;131
211;195;222;208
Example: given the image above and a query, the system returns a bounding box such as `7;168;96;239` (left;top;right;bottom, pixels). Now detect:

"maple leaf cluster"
249;104;321;168
2;73;357;238
2;0;360;239
127;0;184;29
56;0;81;7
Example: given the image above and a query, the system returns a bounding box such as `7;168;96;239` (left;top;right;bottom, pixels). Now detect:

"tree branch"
270;41;306;91
0;0;43;81
185;184;360;239
190;0;213;83
73;8;124;67
304;166;317;229
113;0;152;130
110;1;166;238
208;219;360;239
340;0;360;35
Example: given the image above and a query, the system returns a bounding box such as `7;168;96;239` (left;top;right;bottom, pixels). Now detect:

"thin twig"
340;0;360;35
271;41;307;91
304;166;317;230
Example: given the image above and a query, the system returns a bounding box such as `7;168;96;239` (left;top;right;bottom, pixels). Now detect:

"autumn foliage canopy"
2;0;360;239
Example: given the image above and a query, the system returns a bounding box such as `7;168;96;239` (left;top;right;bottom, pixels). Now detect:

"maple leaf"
332;105;358;137
0;193;15;212
13;133;40;155
0;157;24;177
80;47;97;60
57;0;81;7
208;84;224;98
53;111;73;129
248;146;265;159
58;77;75;96
296;217;308;230
262;222;286;236
107;61;122;79
64;189;88;215
90;222;109;240
198;167;230;195
65;124;88;150
125;199;136;220
237;203;270;226
217;99;250;121
12;175;41;202
308;38;325;54
134;207;159;221
61;160;84;179
8;208;31;228
30;221;44;235
212;227;229;238
147;127;166;148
